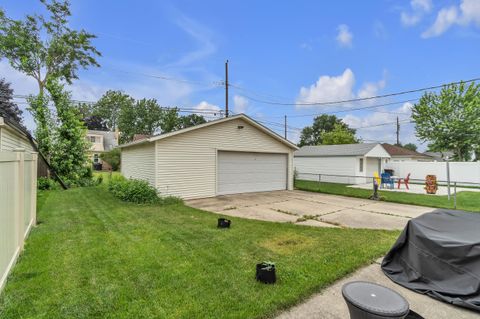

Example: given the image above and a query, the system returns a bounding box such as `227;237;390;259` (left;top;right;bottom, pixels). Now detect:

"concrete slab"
269;199;344;217
186;190;438;230
361;202;433;218
320;209;409;230
288;191;372;208
276;261;478;319
295;219;340;228
216;205;299;223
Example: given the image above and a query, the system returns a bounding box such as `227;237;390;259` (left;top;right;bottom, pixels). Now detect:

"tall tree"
177;113;206;129
47;79;90;184
299;114;356;146
0;0;100;181
118;98;163;143
94;90;132;130
402;143;418;152
0;78;23;123
412;82;480;161
321;123;358;145
0;0;101;94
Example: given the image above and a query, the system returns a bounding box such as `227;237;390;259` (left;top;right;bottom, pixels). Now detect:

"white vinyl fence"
0;149;37;292
384;161;480;185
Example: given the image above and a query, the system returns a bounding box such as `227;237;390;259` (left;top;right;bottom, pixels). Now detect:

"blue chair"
381;173;394;189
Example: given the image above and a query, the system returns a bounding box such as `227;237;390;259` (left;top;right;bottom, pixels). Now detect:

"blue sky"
2;0;480;150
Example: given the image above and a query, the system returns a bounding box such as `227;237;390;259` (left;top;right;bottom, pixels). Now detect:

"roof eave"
118;114;299;150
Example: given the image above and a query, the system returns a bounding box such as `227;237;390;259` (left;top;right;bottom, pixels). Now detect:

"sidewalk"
276;259;478;319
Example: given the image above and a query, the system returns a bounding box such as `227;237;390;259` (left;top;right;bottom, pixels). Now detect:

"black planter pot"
256;263;276;284
217;218;231;228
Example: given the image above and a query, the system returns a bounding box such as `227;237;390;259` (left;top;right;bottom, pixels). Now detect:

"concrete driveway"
186;190;434;230
276;259;478;319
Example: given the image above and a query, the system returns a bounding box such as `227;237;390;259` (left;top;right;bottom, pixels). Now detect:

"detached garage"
119;114;298;199
294;143;391;184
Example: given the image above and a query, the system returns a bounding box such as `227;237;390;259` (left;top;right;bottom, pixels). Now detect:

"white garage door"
218;151;287;195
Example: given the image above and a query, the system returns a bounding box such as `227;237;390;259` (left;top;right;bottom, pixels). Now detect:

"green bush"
107;175;183;204
37;177;59;190
108;175;159;204
100;148;121;171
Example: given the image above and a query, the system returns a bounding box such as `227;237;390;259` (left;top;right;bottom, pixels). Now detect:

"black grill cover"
381;210;480;312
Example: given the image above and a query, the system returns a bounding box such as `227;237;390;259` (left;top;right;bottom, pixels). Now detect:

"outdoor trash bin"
217;218;231;228
342;281;409;319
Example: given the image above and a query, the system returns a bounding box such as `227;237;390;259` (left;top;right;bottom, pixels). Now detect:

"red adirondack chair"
397;173;411;190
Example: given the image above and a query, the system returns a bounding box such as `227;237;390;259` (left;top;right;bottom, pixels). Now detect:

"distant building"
423;151;455;162
381;143;433;162
86;130;119;170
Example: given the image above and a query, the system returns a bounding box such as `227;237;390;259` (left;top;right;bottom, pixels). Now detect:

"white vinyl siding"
121;143;155;187
294;156;357;184
154;118;293;199
366;157;380;178
218;151;287;195
0;127;34;153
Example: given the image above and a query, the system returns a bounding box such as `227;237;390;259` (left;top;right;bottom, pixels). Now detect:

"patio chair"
381;173;394;189
397;173;411;190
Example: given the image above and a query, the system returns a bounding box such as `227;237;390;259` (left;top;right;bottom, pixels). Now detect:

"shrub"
108;176;159;204
100;148;121;171
37;177;59;190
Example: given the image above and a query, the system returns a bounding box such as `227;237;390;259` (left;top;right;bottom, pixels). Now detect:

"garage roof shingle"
295;143;380;157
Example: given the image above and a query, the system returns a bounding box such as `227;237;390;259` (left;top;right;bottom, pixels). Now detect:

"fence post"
318;174;321;190
454;182;457;210
14;148;25;250
31;153;38;226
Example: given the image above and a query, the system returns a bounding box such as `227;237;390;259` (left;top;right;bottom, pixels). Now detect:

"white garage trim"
217;150;288;195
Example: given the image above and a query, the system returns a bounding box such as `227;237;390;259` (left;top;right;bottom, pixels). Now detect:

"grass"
0;186;398;319
295;179;480;213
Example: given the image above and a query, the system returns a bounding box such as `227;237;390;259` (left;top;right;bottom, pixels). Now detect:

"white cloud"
357;78;386;100
422;6;459;37
297;69;355;107
164;14;216;68
341;101;419;146
336;24;353;48
422;0;480;38
296;68;387;109
233;95;249;114
401;0;433;26
193;101;222;120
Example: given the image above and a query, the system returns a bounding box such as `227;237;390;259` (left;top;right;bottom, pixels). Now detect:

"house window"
359;158;364;172
88;136;96;143
93;154;99;163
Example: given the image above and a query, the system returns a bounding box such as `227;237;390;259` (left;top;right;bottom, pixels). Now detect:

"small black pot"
217;218;231;228
256;263;276;284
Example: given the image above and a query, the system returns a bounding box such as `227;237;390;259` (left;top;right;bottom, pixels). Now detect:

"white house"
119;114;298;199
294;143;391;184
86;130;119;170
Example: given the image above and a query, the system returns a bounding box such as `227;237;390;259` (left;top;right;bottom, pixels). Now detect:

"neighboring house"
294;143;391;184
382;143;433;162
86;130;119;170
119;114;298;199
423;151;455;162
0;115;35;154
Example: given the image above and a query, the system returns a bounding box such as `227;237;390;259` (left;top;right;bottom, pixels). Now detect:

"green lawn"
0;186;398;319
295;179;480;213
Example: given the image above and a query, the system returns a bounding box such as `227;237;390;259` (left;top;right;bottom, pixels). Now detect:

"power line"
230;77;480;106
107;68;224;87
259;98;418;119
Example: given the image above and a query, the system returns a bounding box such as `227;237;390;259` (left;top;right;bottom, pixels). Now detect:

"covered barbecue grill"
382;210;480;312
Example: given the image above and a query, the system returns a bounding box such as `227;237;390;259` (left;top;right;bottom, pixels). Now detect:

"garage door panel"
218;151;287;195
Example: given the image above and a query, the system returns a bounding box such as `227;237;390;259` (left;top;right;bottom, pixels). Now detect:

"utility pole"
225;60;229;117
284;115;287;139
396;116;400;145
